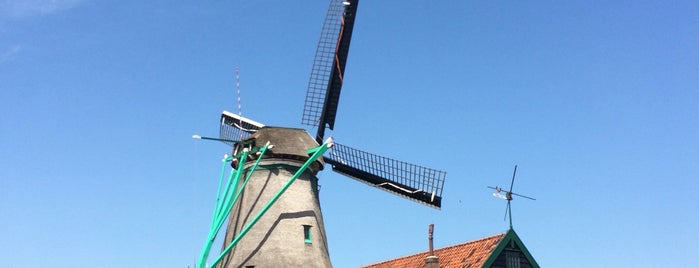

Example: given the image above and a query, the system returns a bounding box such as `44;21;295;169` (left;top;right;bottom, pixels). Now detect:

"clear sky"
1;1;697;267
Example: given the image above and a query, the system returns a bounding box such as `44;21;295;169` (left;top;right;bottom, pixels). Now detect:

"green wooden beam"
208;141;332;268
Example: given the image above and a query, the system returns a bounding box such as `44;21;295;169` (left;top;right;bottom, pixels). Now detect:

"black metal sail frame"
325;143;445;208
302;0;359;143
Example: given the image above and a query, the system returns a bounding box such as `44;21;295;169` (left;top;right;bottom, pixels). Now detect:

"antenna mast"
235;66;243;140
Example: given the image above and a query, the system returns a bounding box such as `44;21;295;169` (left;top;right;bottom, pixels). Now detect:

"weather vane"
488;165;535;229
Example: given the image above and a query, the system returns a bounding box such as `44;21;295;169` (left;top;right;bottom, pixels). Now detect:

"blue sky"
1;0;697;267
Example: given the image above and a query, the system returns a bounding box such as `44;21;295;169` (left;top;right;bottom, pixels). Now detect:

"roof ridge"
435;232;505;252
361;232;506;267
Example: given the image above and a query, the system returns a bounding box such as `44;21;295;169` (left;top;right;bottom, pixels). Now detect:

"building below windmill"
360;228;539;268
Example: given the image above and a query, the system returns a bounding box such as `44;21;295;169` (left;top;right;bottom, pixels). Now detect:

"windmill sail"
324;143;446;209
219;111;265;146
302;0;359;141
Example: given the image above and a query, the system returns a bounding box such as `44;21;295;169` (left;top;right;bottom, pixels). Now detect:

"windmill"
194;1;446;267
488;165;535;229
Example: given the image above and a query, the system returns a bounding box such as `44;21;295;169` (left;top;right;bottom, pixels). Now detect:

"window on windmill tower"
303;225;312;244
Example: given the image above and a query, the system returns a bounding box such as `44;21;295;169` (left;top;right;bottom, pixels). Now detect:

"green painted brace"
196;150;250;268
197;143;272;268
207;141;333;268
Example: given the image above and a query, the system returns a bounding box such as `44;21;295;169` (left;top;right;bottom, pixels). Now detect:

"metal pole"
428;224;434;256
193;135;242;144
508;200;513;230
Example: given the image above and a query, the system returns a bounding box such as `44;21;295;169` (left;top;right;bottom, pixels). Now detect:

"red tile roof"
361;233;505;268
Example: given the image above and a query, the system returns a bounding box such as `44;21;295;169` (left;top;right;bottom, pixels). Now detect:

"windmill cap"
240;127;325;172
